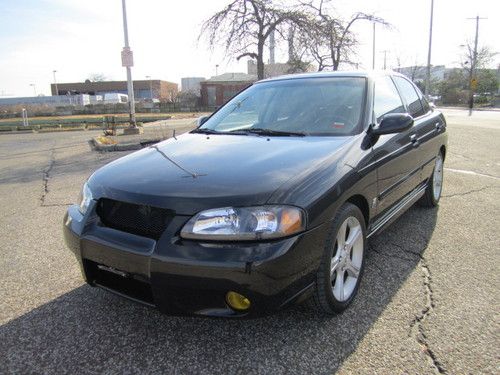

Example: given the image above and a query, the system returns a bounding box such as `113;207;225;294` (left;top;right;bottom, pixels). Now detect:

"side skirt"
367;181;427;239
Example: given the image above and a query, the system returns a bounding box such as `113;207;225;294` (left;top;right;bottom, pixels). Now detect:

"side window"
414;84;431;114
374;76;405;123
393;77;425;117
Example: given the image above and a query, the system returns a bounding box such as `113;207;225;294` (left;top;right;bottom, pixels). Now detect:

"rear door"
372;75;423;216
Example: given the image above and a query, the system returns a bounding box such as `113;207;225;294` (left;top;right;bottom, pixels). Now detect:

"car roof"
256;70;408;84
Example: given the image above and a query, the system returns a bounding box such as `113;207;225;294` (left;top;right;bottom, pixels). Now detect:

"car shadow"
0;205;438;374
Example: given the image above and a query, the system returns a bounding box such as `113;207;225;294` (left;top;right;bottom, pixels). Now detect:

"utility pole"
466;15;487;115
372;22;376;70
121;0;140;132
53;70;59;96
381;50;388;70
425;0;434;97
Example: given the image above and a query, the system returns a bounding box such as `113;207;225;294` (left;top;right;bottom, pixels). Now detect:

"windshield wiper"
191;128;247;135
191;128;220;134
235;128;307;137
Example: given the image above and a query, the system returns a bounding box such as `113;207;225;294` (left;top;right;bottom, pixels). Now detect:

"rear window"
393;76;426;118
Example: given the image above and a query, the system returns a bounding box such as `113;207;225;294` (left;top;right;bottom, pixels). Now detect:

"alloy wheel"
330;216;364;302
433;153;444;201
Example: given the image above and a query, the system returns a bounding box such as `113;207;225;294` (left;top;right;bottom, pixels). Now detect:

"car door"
392;76;445;183
371;75;423;216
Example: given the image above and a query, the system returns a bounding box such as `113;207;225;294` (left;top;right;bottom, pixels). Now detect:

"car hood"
88;132;351;215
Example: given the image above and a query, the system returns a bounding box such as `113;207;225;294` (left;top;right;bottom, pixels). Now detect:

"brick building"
200;73;256;107
51;80;178;102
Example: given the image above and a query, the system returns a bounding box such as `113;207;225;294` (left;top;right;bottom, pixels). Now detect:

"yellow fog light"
226;291;251;311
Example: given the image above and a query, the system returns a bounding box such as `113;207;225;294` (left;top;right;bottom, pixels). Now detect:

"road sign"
471;78;478;91
121;47;134;67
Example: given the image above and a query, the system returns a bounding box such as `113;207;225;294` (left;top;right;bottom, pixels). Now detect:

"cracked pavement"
0;109;499;374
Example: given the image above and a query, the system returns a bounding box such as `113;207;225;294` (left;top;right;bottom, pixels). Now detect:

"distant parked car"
103;93;128;104
64;71;447;317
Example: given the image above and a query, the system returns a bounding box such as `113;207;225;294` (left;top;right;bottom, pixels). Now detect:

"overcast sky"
0;0;498;97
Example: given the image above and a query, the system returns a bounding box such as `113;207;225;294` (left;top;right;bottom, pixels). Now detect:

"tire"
309;203;366;315
419;151;444;208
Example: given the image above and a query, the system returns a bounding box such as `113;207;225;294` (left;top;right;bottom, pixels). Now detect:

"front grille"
96;198;173;240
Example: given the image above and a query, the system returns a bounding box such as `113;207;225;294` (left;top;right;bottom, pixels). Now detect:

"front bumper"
63;202;327;317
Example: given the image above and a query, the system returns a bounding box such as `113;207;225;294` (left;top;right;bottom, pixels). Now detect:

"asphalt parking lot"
0;108;498;374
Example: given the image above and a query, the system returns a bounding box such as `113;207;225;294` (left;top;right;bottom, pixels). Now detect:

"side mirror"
371;113;414;136
197;116;209;127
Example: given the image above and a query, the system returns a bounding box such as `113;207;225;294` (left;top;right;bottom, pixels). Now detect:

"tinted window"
414;84;431;113
393;77;425;117
373;76;405;122
201;77;367;136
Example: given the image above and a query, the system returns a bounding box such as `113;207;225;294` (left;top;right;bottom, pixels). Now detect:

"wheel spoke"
336;220;347;249
330;257;340;279
345;260;360;278
334;270;345;301
345;226;362;251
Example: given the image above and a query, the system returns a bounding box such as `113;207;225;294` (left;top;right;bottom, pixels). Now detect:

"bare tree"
461;42;496;77
200;0;310;80
460;41;497;108
297;0;390;71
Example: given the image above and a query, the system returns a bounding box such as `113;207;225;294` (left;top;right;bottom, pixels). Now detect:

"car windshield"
198;77;366;136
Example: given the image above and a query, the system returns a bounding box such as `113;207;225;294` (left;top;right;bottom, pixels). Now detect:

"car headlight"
78;182;93;215
180;206;305;241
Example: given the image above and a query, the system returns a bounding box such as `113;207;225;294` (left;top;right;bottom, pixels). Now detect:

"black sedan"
64;71;447;317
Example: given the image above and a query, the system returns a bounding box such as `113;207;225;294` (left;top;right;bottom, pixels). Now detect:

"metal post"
381;50;388;70
372;22;376;70
53;70;58;96
425;0;434;97
466;15;487;115
121;0;137;128
22;108;29;126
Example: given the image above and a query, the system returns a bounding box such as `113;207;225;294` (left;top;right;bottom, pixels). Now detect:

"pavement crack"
409;259;447;374
40;148;56;206
442;185;498;198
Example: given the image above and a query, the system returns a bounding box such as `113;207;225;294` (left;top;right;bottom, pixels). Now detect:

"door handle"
435;122;443;131
409;134;419;147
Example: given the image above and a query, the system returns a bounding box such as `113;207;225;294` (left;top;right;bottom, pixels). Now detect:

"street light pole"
381;50;388;70
372;22;376;70
121;0;138;130
425;0;434;97
30;84;36;96
53;70;58;96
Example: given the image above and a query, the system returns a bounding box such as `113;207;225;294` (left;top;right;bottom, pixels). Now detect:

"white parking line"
445;168;500;181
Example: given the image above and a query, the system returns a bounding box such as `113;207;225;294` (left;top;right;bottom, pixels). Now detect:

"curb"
90;137;163;152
